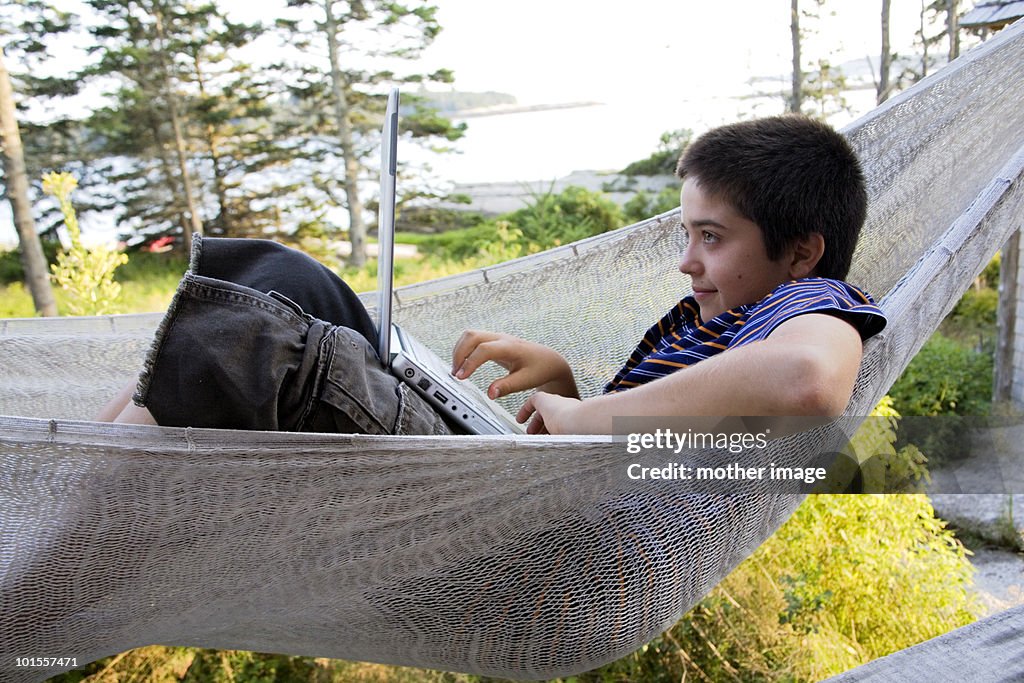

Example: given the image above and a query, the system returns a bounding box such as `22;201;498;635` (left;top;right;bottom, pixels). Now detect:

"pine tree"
276;0;465;266
83;0;206;250
173;8;295;239
80;1;350;247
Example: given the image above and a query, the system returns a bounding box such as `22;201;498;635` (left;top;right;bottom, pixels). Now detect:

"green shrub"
979;251;1000;289
846;395;929;493
583;489;977;682
943;287;998;351
623;186;680;223
889;332;993;417
415;186;624;262
621;129;692;176
414;222;513;261
0;249;26;285
505;184;624;248
0;241;60;285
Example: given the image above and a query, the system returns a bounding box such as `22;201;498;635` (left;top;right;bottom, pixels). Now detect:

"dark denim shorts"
133;236;458;436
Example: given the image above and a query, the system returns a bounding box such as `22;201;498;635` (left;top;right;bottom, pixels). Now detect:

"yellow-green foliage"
42;171;129;316
583;399;978;683
51;644;477;682
846;395;929;493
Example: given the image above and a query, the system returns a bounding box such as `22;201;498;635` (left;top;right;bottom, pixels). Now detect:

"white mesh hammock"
3;20;1024;682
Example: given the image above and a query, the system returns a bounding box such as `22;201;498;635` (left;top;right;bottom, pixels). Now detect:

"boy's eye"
702;231;719;244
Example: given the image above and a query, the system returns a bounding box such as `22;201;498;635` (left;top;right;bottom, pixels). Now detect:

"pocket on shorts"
394;382;454;436
313;326;446;436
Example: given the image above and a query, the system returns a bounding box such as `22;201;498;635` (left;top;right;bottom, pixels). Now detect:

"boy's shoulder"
735;277;887;345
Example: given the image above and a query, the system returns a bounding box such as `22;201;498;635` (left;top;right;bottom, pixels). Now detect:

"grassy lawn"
0;243;516;319
1;251;188;318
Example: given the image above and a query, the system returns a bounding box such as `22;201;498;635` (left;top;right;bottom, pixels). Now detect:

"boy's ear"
788;233;825;279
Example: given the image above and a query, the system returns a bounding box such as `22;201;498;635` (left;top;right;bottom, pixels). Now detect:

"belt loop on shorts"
268;290;315;322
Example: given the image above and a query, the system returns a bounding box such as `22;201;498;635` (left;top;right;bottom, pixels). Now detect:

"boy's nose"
679;248;700;276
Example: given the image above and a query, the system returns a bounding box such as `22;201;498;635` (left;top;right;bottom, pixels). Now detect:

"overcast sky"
210;0;933;105
411;1;928;105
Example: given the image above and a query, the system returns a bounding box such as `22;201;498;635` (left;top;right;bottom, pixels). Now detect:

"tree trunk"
995;230;1020;404
152;3;203;253
878;0;892;104
919;0;929;79
323;0;367;267
0;49;57;316
193;53;231;235
146;109;191;237
947;0;960;60
789;0;802;113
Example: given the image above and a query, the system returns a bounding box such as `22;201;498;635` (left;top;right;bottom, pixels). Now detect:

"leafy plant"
581;497;976;683
846;395;929;493
943;287;997;351
889;332;993;417
42;171;129;316
623;186;680;224
505;184;624;249
413;185;624;263
621;129;692;176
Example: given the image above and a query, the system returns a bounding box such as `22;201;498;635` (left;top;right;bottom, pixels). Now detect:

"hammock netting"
3;20;1024;682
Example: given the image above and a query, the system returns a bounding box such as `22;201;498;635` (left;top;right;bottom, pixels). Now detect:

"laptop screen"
376;87;399;363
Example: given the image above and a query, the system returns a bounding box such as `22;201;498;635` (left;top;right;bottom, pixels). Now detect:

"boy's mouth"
692;287;717;300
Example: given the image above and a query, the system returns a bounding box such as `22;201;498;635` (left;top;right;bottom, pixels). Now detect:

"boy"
451;115;886;434
101;115;885;434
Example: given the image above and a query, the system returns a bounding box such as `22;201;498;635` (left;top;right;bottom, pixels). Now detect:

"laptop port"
433;391;448;404
417;378;431;391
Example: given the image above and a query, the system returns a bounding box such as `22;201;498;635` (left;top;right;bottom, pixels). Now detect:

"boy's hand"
517;391;583;434
451;330;579;400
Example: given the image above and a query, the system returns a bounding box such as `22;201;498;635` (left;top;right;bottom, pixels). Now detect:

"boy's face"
678;178;795;321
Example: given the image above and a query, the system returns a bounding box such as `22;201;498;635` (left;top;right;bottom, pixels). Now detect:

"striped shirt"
603;278;887;394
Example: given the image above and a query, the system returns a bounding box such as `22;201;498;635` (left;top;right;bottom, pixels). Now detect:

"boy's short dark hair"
675;115;866;280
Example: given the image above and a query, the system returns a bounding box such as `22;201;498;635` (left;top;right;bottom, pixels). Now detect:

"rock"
930;494;1024;549
968;545;1024;616
930;493;1024;617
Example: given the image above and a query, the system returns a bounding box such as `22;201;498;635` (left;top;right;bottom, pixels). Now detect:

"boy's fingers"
451;329;487;372
487;381;505;400
490;368;537;398
455;339;516;380
520;393;552;430
516;395;536;423
527;414;547;434
454;342;491;379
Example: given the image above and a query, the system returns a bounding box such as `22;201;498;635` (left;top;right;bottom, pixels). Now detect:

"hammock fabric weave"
3;20;1024;682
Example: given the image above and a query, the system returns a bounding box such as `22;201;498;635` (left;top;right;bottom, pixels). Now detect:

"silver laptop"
375;88;522;435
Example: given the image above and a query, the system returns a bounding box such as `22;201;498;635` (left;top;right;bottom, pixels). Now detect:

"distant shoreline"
451;101;604;119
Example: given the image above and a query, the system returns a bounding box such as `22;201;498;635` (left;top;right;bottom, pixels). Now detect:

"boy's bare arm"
452;330;580;400
518;314;864;434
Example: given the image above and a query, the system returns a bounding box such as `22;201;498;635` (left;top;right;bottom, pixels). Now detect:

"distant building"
960;1;1024;32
